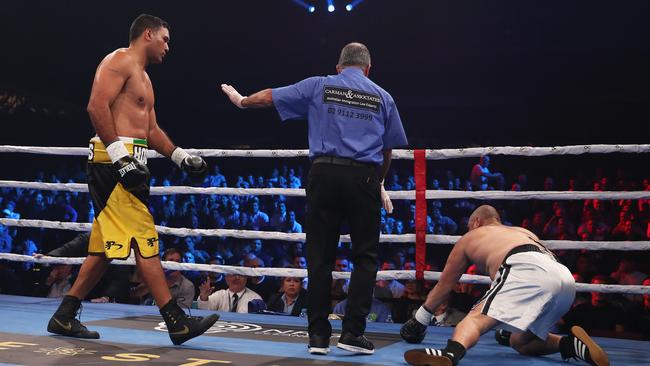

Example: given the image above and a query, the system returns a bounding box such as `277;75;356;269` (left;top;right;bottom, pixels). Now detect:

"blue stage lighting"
345;0;364;12
327;0;335;12
292;0;317;13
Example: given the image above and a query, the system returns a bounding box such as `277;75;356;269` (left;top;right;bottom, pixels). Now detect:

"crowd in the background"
1;155;649;340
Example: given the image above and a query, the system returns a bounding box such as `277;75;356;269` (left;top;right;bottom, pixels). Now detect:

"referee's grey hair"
338;42;371;68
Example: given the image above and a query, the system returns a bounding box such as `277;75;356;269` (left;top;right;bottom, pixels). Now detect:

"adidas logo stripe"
425;348;444;356
573;337;587;360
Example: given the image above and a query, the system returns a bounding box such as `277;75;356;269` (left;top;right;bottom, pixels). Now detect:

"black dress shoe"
308;334;330;355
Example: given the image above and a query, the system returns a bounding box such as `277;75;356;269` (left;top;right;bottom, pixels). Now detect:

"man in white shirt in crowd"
249;201;269;230
198;273;262;313
286;211;303;233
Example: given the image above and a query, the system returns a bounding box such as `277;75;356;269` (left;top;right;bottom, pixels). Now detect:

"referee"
221;42;408;355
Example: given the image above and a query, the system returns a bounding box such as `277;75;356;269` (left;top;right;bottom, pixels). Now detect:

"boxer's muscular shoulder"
97;49;135;77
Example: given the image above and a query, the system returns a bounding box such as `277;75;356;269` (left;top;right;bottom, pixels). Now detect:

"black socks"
443;339;466;366
559;335;573;359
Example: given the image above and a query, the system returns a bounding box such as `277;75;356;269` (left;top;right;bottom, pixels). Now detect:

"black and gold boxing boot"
160;300;220;345
47;295;100;339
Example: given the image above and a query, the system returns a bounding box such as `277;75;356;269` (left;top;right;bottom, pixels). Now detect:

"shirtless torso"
422;219;550;314
402;206;607;366
89;48;156;140
458;224;546;279
88;31;175;157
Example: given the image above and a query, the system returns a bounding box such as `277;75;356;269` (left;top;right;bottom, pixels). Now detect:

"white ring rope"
2;180;650;201
2;218;650;251
1;143;649;159
2;144;649;297
0;253;647;295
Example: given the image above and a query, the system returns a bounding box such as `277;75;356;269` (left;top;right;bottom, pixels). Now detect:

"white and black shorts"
477;245;576;339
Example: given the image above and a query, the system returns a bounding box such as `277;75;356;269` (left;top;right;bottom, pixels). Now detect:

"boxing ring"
1;144;650;365
0;294;647;365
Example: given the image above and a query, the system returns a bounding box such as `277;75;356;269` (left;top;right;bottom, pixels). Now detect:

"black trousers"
305;163;381;337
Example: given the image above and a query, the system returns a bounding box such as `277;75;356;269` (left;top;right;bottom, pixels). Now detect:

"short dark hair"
163;248;182;261
129;14;169;42
338;42;371;68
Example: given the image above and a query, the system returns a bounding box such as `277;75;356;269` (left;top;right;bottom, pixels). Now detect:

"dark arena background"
1;1;649;366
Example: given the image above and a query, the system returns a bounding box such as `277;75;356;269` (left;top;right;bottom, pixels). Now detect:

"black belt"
503;244;543;262
312;156;376;168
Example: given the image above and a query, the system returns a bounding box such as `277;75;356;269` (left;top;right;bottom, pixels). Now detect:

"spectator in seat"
391;279;427;323
387;172;403;191
285;210;303;233
577;216;609;241
267;275;308;316
206;165;226;187
0;224;12;253
470;155;503;191
270;202;288;231
333;292;391;323
543;206;575;239
610;256;647;303
197;255;228;300
457;264;487;302
45;232;130;304
431;297;467;327
44;264;74;298
331;257;351;308
376;260;405;298
249;200;269;230
133;248;195;308
198;273;262;313
611;219;645;241
529;211;546;237
431;207;458;235
243;254;278;302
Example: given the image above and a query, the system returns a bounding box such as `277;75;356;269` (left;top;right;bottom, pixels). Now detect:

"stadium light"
327;0;335;12
292;0;316;13
345;0;364;12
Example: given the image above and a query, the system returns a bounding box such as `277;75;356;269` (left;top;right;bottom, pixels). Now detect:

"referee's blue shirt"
272;67;408;164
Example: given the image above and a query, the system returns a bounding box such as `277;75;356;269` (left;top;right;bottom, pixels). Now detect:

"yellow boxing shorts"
87;136;159;259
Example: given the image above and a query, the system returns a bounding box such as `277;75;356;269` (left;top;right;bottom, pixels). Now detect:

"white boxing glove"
221;84;247;108
380;180;393;214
